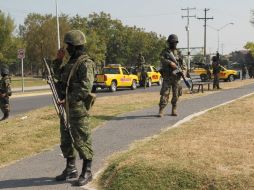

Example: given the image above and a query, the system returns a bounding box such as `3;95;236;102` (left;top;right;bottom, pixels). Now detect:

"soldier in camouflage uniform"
158;34;185;117
136;53;148;88
0;68;12;121
53;30;95;186
212;56;221;89
137;53;145;68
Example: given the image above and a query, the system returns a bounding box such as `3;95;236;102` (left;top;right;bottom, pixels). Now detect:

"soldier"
141;64;148;88
137;53;145;68
212;56;221;89
0;67;12;121
241;63;247;80
53;30;95;186
158;34;185;117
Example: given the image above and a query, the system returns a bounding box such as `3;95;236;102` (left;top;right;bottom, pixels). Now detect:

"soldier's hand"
57;99;65;105
56;48;65;61
169;62;177;70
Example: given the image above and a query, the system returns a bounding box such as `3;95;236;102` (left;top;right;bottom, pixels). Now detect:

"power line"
181;7;196;71
198;8;213;63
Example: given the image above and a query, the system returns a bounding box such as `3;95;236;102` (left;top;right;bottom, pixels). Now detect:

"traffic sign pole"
21;58;24;92
18;49;25;92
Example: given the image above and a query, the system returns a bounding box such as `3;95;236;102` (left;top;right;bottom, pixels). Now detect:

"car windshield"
103;68;120;74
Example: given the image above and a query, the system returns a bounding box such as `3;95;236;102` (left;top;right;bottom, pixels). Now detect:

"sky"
0;0;254;55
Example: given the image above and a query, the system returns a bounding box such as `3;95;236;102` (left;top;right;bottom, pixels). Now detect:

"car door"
120;68;132;87
151;66;160;82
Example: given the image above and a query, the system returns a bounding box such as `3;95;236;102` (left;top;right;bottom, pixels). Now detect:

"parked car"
92;64;139;92
193;65;240;82
127;65;162;87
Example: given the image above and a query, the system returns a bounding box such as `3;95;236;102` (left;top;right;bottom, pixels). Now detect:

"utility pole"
182;7;196;72
198;8;213;63
55;0;61;49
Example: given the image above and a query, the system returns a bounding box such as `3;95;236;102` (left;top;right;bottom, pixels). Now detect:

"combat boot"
171;105;177;116
55;157;78;181
158;107;164;117
76;159;93;186
0;111;9;121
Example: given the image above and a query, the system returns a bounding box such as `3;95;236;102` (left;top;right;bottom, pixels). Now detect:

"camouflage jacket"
0;76;12;96
137;55;145;66
53;53;95;117
160;48;186;80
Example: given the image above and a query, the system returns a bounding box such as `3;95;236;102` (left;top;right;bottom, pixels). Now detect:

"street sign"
18;49;25;59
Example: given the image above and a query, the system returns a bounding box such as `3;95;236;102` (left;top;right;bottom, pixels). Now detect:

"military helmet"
64;30;86;46
167;34;179;43
1;68;9;75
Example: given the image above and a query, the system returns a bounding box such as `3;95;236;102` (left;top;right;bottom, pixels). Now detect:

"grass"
11;77;47;88
0;78;254;170
97;94;254;190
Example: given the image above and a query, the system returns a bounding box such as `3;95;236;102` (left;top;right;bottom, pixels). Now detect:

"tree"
0;10;21;65
21;13;70;75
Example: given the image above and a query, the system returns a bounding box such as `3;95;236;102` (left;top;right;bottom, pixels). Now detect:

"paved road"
0;83;253;190
1;85;161;118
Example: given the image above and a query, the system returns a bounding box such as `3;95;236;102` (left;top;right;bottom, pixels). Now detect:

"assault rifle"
168;52;192;92
43;58;74;143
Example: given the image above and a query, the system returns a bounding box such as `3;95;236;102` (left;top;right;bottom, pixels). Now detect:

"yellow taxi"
93;64;139;92
193;65;240;82
136;65;162;87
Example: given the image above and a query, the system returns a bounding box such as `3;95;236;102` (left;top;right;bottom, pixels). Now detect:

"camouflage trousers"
0;97;10;114
213;73;220;89
159;78;181;109
60;99;93;160
60;116;93;160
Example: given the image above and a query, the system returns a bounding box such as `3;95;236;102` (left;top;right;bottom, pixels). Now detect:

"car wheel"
109;81;117;92
157;77;162;86
200;74;208;82
131;80;137;90
147;78;152;87
228;74;234;82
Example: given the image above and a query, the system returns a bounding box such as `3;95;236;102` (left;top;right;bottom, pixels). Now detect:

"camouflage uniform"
58;55;95;160
0;69;12;121
137;54;147;87
212;56;221;89
137;53;145;68
141;64;148;88
54;30;95;186
158;34;185;117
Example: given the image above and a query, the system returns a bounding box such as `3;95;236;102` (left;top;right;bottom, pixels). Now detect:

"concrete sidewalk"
1;83;254;190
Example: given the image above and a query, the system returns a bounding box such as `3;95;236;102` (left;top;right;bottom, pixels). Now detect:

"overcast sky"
1;0;254;55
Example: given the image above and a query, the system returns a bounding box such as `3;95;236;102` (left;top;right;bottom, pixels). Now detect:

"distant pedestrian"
141;64;148;88
137;53;145;68
241;64;247;80
212;56;221;89
0;67;12;121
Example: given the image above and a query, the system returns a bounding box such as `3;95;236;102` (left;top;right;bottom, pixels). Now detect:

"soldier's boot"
0;111;9;121
171;105;177;116
55;158;78;181
76;159;93;186
158;107;164;117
